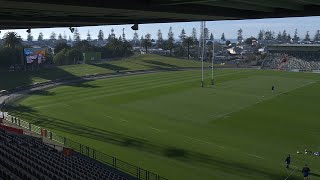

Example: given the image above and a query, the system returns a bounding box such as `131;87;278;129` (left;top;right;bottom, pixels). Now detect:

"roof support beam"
232;0;305;11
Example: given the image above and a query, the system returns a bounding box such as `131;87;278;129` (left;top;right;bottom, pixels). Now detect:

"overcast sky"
1;16;320;40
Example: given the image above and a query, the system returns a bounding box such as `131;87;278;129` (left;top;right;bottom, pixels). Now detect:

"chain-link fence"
0;112;168;180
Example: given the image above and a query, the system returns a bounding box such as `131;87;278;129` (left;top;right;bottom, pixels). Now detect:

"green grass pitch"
6;68;320;179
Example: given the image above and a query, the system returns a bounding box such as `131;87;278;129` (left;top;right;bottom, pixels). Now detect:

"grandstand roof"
1;0;320;29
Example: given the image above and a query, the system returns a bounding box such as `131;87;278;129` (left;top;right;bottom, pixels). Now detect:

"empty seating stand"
0;128;132;180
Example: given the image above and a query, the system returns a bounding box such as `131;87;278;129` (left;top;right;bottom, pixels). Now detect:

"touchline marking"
149;126;166;132
184;136;225;149
246;153;265;159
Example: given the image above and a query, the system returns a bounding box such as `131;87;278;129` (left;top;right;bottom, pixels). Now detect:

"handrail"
1;112;168;180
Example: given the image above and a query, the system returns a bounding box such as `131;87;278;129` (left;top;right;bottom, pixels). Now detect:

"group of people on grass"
285;155;311;180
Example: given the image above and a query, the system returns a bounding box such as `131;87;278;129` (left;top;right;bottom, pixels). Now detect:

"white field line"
105;115;113;119
120;118;128;123
246;153;265;159
33;70;248;109
183;136;225;149
183;135;268;160
284;166;298;180
149;126;166;132
209;81;315;120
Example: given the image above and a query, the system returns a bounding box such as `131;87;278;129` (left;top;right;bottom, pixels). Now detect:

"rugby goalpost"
200;21;214;87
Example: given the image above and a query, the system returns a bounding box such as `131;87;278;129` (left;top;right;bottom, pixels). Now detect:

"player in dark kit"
285;155;291;168
302;165;310;180
272;85;275;93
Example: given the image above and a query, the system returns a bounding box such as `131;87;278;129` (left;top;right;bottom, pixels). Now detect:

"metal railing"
2;113;168;180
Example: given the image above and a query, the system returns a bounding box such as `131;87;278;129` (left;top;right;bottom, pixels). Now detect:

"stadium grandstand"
2;1;320;180
0;122;135;180
262;44;320;71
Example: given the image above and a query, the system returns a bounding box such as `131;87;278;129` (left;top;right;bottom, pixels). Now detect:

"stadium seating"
262;53;320;70
0;127;132;180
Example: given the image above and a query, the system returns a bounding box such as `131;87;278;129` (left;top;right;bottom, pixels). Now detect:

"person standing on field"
302;165;310;180
285;155;291;168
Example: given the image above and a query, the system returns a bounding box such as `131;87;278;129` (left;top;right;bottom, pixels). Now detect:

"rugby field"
8;69;320;180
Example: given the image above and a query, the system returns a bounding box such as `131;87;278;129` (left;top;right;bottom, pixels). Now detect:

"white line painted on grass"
246;153;265;159
120;118;128;123
149;126;167;133
184;136;225;149
209;81;315;120
105;115;113;119
284;166;298;180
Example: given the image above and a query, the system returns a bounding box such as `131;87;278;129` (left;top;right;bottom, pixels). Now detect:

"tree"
258;30;264;40
210;33;214;41
86;31;92;41
157;29;163;48
185;37;194;59
179;28;187;42
63;32;67;40
38;32;44;41
142;33;152;53
73;28;81;42
3;32;22;48
107;37;133;57
282;30;287;42
0;47;22;67
53;48;68;65
58;33;63;40
74;40;93;52
122;28;126;41
167;27;175;55
221;33;226;41
110;28;116;39
287;34;292;42
27;33;34;42
265;30;274;40
204;28;210;40
314;30;320;41
66;48;83;64
304;31;311;41
293;29;300;42
276;31;282;41
98;30;104;41
50;32;57;41
192;28;198;42
54;42;71;54
132;30;139;46
237;28;243;42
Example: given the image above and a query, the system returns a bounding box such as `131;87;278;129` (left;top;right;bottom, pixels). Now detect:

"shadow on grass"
66;83;100;89
142;60;179;69
92;63;129;71
311;173;320;178
29;90;56;96
4;104;37;114
12;109;293;179
0;65;102;91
